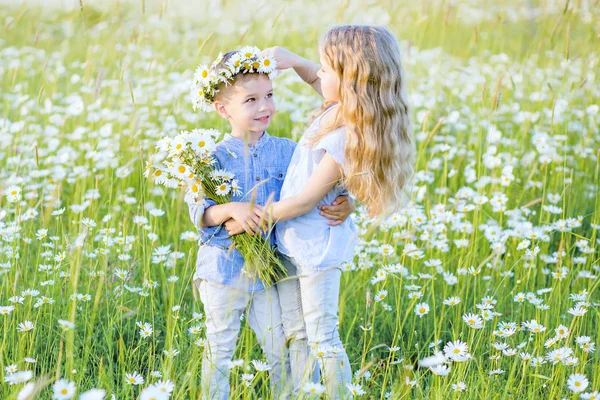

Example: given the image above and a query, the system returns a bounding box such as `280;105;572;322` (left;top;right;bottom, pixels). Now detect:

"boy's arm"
201;203;234;227
203;202;262;234
224;196;353;236
188;199;217;230
319;195;355;226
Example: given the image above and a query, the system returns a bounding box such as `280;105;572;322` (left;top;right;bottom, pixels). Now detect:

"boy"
188;48;353;399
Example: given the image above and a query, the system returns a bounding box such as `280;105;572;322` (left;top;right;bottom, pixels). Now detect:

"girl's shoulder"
311;127;347;168
318;127;346;147
318;103;340;127
303;104;342;138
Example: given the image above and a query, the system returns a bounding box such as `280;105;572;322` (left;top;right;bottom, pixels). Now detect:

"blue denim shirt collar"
222;130;270;151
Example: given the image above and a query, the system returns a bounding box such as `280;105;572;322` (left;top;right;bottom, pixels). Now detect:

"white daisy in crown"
190;46;278;112
226;52;244;73
194;64;211;84
239;45;260;59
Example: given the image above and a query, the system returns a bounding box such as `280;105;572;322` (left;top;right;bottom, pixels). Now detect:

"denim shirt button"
253;153;257;157
255;176;260;181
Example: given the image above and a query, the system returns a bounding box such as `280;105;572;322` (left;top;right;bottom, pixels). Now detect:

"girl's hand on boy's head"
261;46;300;70
318;196;354;226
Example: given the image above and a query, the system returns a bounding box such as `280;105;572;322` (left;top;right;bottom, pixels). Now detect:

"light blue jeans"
196;279;291;399
276;253;352;399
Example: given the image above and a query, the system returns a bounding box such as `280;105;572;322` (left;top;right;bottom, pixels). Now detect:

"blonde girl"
251;25;414;398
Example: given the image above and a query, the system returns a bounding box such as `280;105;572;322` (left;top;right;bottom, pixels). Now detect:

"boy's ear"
214;100;230;120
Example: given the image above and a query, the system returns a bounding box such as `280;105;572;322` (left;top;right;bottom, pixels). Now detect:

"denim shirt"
188;131;296;292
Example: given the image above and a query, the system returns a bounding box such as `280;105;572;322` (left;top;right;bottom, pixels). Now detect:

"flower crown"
190;46;278;113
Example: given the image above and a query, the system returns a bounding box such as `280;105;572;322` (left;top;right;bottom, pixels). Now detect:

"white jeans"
196;279;291;399
276;254;352;399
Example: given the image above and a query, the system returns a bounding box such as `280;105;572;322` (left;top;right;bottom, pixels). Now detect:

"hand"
261;46;301;70
318;196;354;226
252;204;275;232
224;218;245;236
228;202;262;234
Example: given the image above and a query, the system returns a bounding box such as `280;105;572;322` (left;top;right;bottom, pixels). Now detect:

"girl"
256;25;415;398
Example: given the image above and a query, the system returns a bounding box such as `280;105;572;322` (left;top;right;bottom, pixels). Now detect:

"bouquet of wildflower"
146;128;286;285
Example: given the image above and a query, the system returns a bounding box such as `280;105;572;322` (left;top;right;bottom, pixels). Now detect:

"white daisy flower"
194;64;211;84
414;303;430;318
251;360;271;372
52;378;76;399
239;45;260;60
430;364;451;376
215;182;231;196
140;386;168;400
567;373;588;393
17;321;35;332
303;382;326;395
258;56;277;73
4;371;33;385
125;371;144;385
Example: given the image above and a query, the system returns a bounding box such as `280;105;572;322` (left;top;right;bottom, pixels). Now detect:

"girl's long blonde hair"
309;25;415;217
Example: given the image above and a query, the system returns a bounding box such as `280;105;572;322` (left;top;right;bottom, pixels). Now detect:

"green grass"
0;1;599;399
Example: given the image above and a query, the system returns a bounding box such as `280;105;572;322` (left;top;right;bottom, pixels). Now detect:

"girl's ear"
214;101;230;119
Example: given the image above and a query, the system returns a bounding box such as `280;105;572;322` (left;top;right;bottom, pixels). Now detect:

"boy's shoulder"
211;140;241;166
212;135;296;161
269;136;297;150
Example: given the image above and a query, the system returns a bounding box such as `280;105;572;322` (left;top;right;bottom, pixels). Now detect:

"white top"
276;108;358;271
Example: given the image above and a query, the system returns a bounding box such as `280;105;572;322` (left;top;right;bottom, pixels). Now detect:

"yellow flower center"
198;140;205;147
263;59;271;66
61;389;68;394
202;70;208;78
178;166;186;173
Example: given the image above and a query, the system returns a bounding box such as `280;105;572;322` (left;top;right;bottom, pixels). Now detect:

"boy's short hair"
213;51;262;102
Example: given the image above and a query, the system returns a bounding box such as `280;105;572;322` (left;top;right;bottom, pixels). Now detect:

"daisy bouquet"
146;128;286;285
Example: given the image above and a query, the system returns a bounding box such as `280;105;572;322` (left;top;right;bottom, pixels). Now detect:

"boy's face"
214;74;276;135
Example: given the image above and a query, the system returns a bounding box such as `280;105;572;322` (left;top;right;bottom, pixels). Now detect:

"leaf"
530;374;552;381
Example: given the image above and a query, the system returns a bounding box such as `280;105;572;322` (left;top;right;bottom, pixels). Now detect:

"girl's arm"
292;56;322;96
262;47;322;96
259;153;342;223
